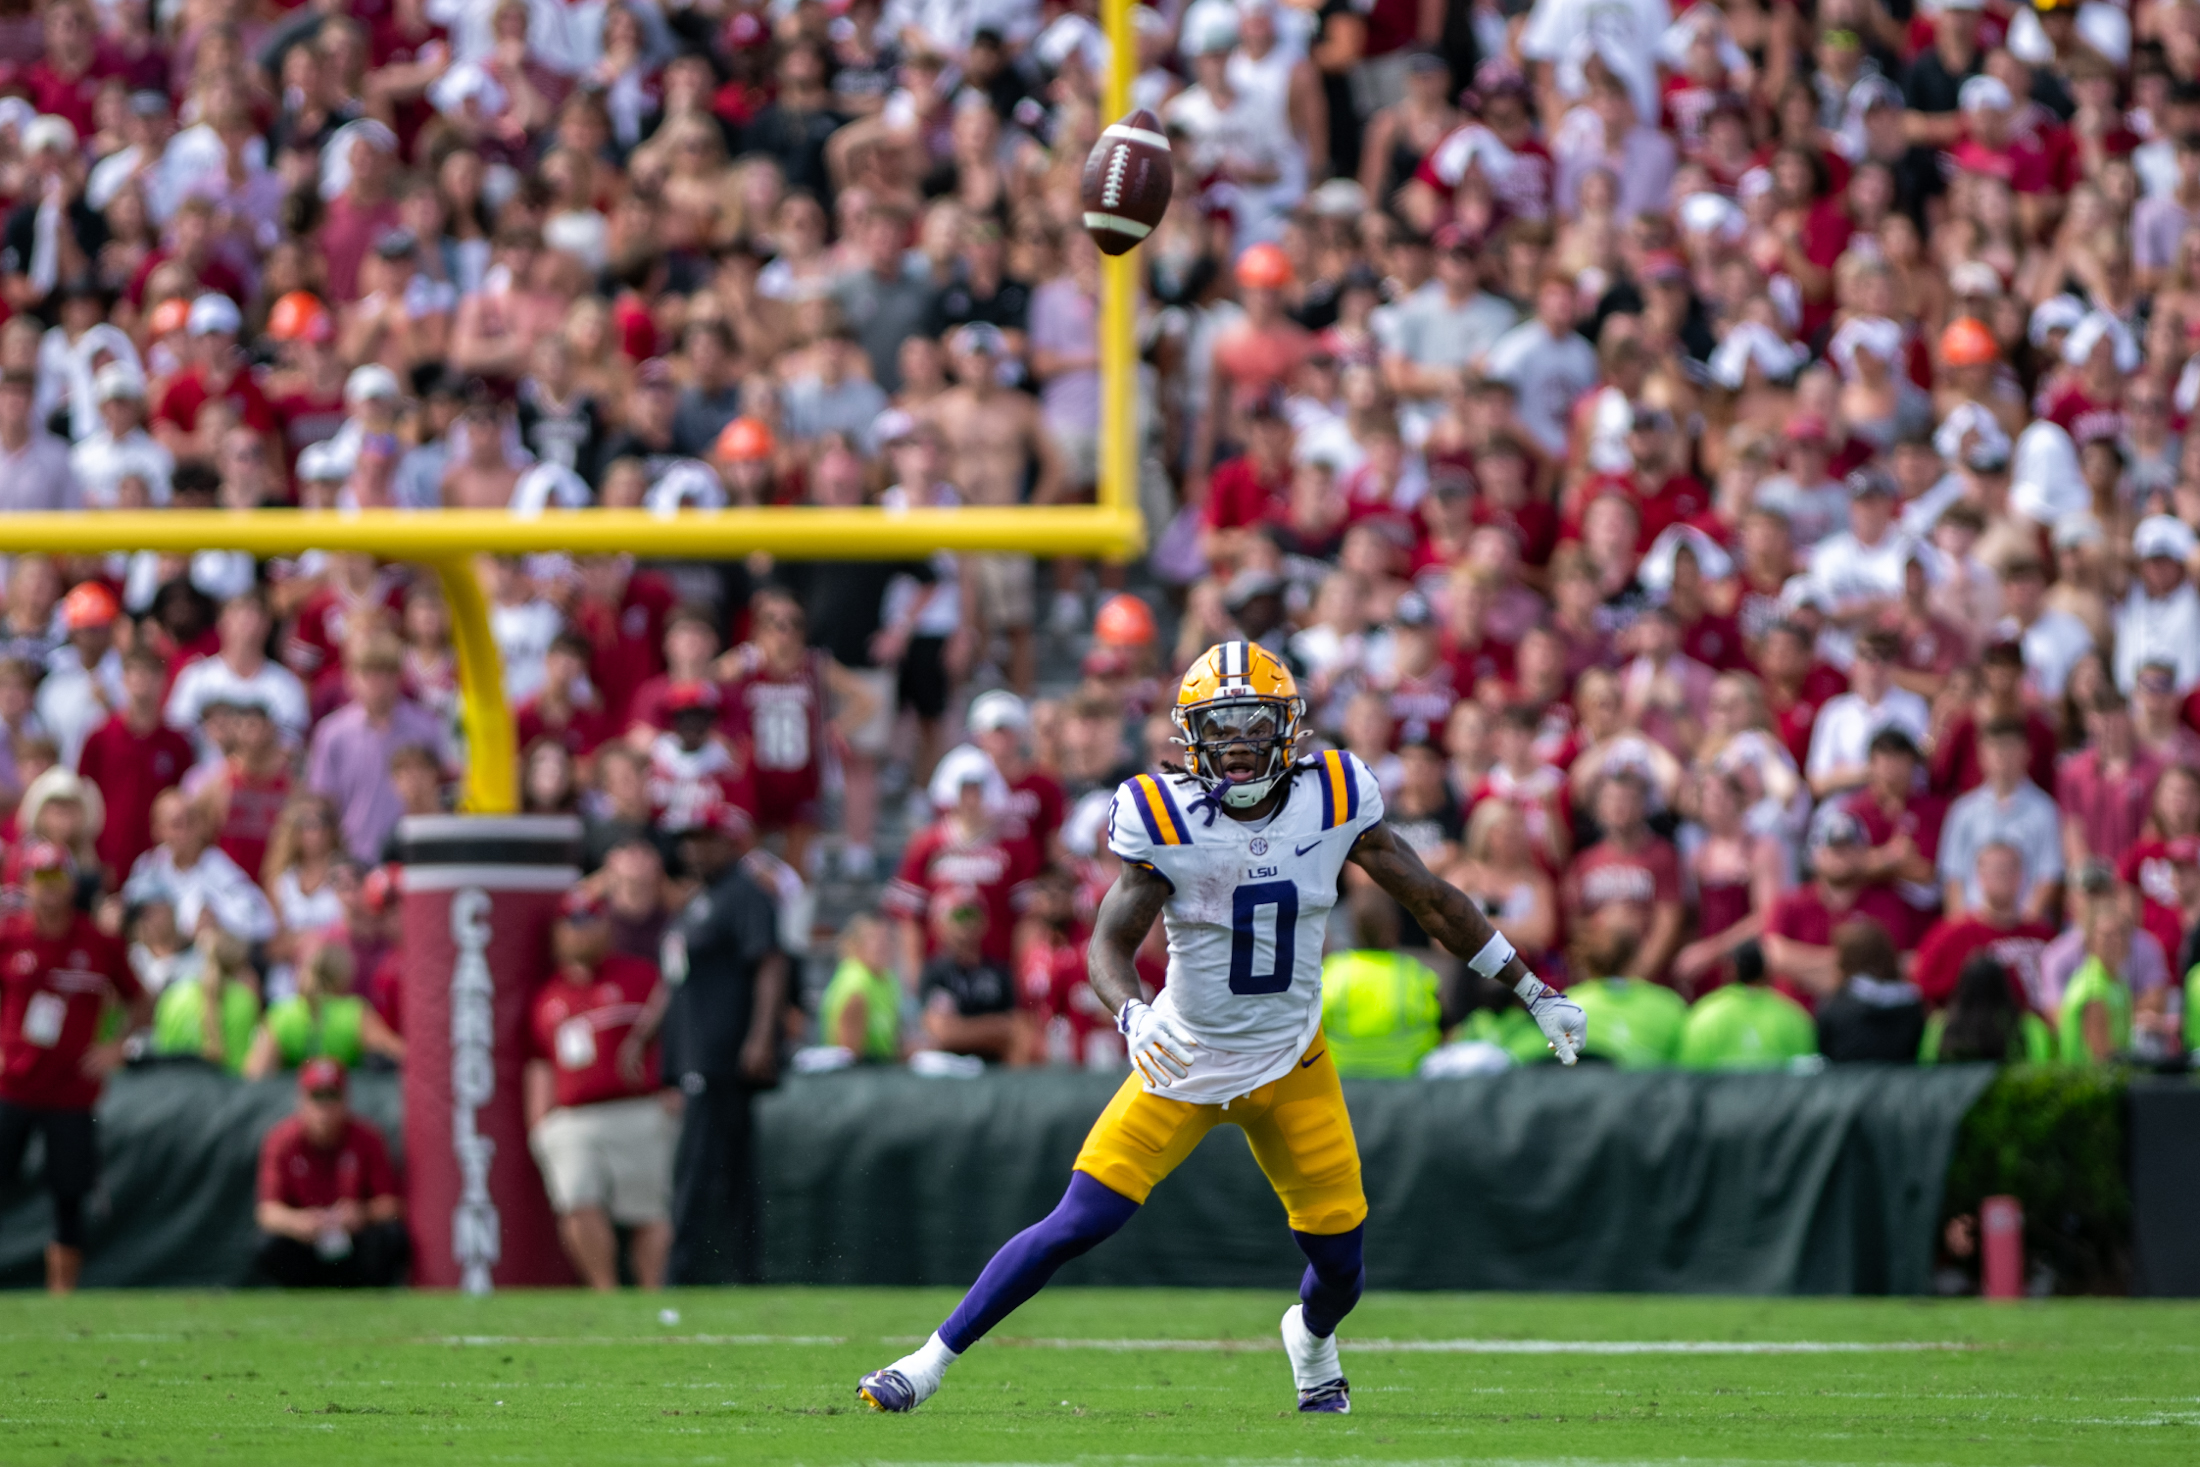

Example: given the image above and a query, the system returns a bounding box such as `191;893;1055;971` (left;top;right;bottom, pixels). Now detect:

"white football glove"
1117;999;1200;1086
1516;975;1586;1065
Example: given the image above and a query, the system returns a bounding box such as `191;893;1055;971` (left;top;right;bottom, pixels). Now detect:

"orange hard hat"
147;297;190;338
1235;242;1293;291
1939;316;1999;367
61;581;119;630
266;290;332;344
1094;593;1157;647
715;416;774;462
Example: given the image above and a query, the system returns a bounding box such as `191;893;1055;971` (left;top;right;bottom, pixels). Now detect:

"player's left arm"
1348;820;1585;1063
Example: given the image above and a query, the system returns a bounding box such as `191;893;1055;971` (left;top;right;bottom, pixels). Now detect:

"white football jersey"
1108;749;1385;1102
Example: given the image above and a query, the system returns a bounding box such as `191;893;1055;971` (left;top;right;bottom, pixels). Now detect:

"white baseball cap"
344;364;402;406
967;690;1030;735
186;294;242;337
93;362;145;402
22;114;77;157
2134;514;2197;563
1957;75;2012;113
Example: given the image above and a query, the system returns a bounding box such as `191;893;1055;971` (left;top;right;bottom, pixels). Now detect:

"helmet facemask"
1174;696;1303;808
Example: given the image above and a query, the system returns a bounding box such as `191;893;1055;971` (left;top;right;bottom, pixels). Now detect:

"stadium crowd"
1;0;2198;1290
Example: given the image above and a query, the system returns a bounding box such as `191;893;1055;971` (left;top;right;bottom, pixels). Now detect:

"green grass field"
0;1288;2192;1466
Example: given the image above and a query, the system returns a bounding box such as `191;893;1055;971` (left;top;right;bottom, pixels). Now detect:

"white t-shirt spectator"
1998;608;2095;700
121;843;279;944
1804;686;1930;788
2113;580;2200;693
164;657;311;745
1482;319;1601;457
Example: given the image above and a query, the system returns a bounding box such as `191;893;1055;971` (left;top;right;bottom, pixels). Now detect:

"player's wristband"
1468;931;1517;980
1513;973;1553;1005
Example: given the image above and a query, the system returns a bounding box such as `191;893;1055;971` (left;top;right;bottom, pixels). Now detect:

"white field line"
429;1334;1974;1355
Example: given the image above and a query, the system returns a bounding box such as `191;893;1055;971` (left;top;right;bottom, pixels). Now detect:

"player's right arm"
1087;861;1199;1086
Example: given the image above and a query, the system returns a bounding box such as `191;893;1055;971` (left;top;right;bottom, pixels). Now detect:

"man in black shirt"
917;889;1020;1063
1902;0;1985;146
628;798;786;1285
928;218;1032;356
740;42;845;204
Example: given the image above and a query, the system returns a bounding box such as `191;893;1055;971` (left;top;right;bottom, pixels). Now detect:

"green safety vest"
264;994;368;1068
1320;950;1441;1078
1918;1009;2056;1064
1565;977;1688;1069
818;958;902;1062
151;977;262;1074
2056;957;2132;1065
1455;1006;1557;1066
1677;983;1818;1072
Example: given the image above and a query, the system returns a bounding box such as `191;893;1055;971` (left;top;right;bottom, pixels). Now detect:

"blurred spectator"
1320;886;1442;1078
1912;843;2057;1009
1936;719;2064;923
307;634;449;863
1922;954;2056;1065
917;886;1022;1064
182;696;291;881
525;894;674;1291
1764;807;1911;1002
1805;632;1928;798
165;590;310;747
1676;939;1818;1072
147;927;260;1073
819;913;903;1063
0;841;145;1293
1813;919;1926;1064
253;1058;408;1289
122;791;278;946
884;745;1040;979
245;940;404;1077
77;645;193;877
2057;891;2141;1065
1557;907;1687;1069
1562;772;1683;984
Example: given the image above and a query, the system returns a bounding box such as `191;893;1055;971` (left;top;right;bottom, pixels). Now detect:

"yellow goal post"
6;3;1149;816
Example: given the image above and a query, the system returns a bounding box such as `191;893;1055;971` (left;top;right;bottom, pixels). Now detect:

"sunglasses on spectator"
305;1088;343;1103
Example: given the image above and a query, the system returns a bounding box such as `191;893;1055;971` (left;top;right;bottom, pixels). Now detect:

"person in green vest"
1320;889;1443;1077
819;914;905;1062
1560;908;1686;1068
1677;937;1818;1071
2057;895;2135;1064
245;938;405;1077
1920;953;2055;1063
149;926;261;1074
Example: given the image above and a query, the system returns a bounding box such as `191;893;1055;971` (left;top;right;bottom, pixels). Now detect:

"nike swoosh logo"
1300;1050;1323;1068
1295;840;1323;856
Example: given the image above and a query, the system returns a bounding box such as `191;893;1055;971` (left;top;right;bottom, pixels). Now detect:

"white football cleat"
1281;1305;1350;1414
858;1332;956;1413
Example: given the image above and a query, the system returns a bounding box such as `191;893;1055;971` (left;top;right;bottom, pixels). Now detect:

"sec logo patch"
1249;837;1267;856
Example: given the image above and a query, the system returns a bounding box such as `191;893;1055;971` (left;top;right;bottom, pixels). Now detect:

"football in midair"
1081;109;1173;256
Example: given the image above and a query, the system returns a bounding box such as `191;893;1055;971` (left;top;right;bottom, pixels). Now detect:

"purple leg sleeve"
1292;1224;1365;1339
939;1172;1140;1354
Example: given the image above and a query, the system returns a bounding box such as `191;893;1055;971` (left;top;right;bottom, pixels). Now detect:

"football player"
860;642;1585;1415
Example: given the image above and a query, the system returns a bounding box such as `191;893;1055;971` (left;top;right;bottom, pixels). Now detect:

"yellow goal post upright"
1;4;1145;814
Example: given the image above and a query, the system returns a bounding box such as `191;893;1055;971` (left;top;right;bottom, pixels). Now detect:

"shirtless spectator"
922;322;1063;694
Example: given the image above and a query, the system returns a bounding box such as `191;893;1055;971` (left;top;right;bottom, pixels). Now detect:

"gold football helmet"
1172;641;1306;808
